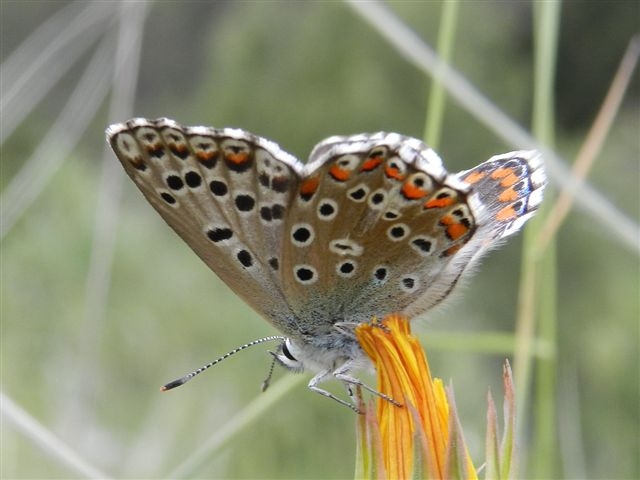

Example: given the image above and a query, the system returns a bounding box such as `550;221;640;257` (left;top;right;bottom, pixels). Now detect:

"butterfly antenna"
261;353;278;392
161;335;286;391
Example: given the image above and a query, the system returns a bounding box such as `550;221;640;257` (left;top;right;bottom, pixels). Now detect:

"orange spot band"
446;223;468;240
498;187;519;202
491;167;514;179
226;152;249;165
500;172;520;187
463;171;486;184
496;205;518;221
443;243;463;256
196;150;217;161
300;176;320;196
439;215;454;226
402;183;427;200
329;165;350;182
424;196;455;209
385;166;404;180
170;144;188;154
360;156;383;172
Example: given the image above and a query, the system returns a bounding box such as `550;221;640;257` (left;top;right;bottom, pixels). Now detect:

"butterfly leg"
308;370;362;414
334;364;402;408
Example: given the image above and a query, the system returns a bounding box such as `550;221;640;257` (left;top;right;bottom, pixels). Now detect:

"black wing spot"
209;180;228;196
371;192;385;204
390;226;405;239
207;228;233;243
235;194;256;212
160;192;176;204
374;267;388;281
349;188;367;201
237;249;253;267
166;175;184;191
412;238;432;254
184;171;202;188
319;202;335;217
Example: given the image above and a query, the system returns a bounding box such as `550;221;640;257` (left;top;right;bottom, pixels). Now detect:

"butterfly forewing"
107;118;300;328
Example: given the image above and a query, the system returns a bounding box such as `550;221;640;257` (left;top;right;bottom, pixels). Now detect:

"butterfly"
107;117;545;411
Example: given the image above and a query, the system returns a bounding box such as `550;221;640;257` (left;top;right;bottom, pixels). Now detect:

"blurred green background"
1;1;638;479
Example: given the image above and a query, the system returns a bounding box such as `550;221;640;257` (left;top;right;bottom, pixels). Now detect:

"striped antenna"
261;353;279;392
161;335;286;391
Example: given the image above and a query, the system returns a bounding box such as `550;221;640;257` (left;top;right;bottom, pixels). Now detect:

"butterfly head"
269;322;371;376
270;338;306;373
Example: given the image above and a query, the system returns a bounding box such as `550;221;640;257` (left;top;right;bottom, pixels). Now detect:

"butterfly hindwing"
281;133;482;325
403;150;546;318
456;150;546;241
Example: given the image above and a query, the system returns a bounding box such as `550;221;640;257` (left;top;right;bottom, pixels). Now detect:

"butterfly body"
107;118;545;407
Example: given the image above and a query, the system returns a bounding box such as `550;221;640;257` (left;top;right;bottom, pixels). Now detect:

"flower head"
355;315;477;479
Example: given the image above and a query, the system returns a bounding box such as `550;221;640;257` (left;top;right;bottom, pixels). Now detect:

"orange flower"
355;315;477;479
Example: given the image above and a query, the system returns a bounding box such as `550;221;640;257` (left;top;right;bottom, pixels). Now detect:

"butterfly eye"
272;340;305;373
281;341;296;361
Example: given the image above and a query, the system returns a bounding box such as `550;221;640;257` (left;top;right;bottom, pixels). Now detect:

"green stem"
514;1;561;477
423;0;459;148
